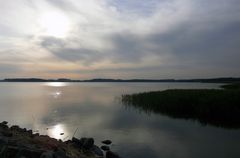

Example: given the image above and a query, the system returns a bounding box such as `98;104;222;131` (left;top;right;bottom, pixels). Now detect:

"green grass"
122;83;240;129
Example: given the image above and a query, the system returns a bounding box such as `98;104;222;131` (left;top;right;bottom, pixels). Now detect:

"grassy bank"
121;83;240;129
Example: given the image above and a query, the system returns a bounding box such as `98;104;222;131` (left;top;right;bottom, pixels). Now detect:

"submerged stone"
101;145;110;151
101;140;112;145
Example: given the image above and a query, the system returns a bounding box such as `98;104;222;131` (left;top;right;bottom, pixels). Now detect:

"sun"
39;11;71;38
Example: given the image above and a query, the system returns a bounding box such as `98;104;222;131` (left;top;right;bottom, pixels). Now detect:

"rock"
26;130;33;135
0;137;8;145
91;145;104;157
106;151;120;158
0;123;8;129
41;148;69;158
53;148;69;158
82;138;94;150
101;145;110;151
64;140;72;144
2;130;13;137
79;137;87;145
101;140;112;145
7;146;43;158
1;121;8;125
72;137;82;147
40;151;55;158
10;125;20;130
1;123;108;158
31;133;40;138
72;137;95;149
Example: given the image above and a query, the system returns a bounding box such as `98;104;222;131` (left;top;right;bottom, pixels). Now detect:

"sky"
0;0;240;79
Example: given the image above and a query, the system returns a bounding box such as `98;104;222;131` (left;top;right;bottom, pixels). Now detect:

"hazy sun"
39;12;71;37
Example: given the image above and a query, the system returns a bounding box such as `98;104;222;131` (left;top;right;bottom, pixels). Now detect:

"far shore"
1;77;240;83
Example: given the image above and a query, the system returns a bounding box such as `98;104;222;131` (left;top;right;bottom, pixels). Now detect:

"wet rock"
72;137;95;149
40;151;55;158
53;148;69;158
22;128;27;132
34;133;40;137
79;137;87;144
91;145;104;157
7;146;43;158
72;137;82;147
0;123;8;129
2;130;13;137
1;121;8;125
101;145;110;151
27;130;33;135
0;123;115;158
106;151;120;158
82;138;94;150
101;140;112;145
64;140;72;144
41;149;69;158
0;137;8;145
10;125;20;130
31;133;40;138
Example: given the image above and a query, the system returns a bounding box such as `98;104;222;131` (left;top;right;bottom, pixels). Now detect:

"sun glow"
39;12;71;37
48;124;65;139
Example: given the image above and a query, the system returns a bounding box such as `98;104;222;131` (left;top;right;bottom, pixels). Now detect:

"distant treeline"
1;77;240;83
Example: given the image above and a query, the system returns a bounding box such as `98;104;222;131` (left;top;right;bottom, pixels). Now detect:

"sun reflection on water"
51;91;62;98
48;124;66;139
45;82;68;87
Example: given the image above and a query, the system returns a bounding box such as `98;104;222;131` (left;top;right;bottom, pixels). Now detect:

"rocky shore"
0;121;120;158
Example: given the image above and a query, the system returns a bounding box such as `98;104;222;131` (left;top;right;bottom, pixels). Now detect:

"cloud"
40;36;106;65
0;64;20;74
0;0;240;78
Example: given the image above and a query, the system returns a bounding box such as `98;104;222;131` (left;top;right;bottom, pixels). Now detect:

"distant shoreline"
0;77;240;83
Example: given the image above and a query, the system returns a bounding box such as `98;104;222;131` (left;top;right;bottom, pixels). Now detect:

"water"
0;82;239;158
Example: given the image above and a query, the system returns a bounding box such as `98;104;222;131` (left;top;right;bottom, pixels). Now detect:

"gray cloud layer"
0;0;240;78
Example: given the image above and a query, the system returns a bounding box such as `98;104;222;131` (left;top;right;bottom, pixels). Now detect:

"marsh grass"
122;83;240;129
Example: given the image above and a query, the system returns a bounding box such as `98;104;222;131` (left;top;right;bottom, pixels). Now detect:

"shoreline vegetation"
1;77;240;83
121;83;240;129
0;122;120;158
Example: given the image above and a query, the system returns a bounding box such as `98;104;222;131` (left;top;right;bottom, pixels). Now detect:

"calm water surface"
0;82;239;158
